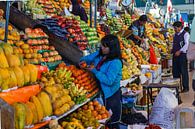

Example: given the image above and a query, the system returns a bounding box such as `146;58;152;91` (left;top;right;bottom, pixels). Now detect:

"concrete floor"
179;71;195;128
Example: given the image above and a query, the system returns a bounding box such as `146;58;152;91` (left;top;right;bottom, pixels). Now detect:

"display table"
142;83;180;122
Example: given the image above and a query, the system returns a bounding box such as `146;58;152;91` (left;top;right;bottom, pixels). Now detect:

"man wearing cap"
128;15;148;46
172;21;190;93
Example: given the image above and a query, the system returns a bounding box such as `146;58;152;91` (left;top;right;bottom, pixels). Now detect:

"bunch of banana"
69;83;87;104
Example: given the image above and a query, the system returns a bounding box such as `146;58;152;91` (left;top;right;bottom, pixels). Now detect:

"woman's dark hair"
139;15;148;22
184;26;190;33
99;34;122;61
173;21;183;28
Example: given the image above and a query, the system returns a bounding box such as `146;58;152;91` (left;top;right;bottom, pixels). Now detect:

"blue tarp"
181;13;189;22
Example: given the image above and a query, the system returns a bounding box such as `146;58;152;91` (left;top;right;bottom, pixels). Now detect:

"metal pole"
4;1;10;42
90;0;93;27
94;0;97;28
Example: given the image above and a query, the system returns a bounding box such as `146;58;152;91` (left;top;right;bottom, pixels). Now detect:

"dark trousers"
172;53;189;90
104;89;122;129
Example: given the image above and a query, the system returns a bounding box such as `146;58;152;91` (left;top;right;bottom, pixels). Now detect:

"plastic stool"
176;104;195;129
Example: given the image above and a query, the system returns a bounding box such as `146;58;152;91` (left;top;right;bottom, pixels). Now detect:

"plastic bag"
0;85;41;105
149;45;158;64
187;41;195;61
149;88;178;129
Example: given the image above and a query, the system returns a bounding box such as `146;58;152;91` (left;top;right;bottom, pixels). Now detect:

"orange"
93;100;99;106
88;105;94;111
92;110;98;117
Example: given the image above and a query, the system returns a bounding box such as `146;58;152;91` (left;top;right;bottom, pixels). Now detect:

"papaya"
0;68;10;90
24;103;34;125
20;66;30;85
26;64;38;82
0;47;9;68
26;102;38;124
30;96;44;122
8;68;17;88
13;66;24;87
6;54;21;67
37;91;53;116
1;43;13;55
12;102;26;129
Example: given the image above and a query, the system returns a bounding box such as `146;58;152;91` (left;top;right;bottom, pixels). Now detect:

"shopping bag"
149;45;158;64
149;88;178;129
187;41;195;61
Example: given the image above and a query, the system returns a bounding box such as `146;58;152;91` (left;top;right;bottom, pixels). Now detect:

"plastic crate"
122;96;137;108
134;103;152;111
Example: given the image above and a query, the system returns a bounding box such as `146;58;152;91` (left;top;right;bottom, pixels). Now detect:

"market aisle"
179;71;194;128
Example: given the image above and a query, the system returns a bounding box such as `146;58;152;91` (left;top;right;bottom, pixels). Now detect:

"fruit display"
82;100;110;120
40;67;87;105
13;28;62;64
69;108;100;128
24;0;46;15
106;18;123;33
51;0;71;11
57;63;99;98
0;43;38;90
37;0;57;16
0;25;20;45
40;18;69;40
40;67;74;88
121;14;132;26
44;85;75;116
12;91;53;128
119;38;140;79
52;16;88;50
80;20;99;45
61;118;84;129
79;20;100;53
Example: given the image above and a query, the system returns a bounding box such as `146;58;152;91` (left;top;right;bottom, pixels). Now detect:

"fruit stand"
0;0;175;128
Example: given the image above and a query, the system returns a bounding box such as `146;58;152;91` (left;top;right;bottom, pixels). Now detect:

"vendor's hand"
175;51;181;57
79;61;87;69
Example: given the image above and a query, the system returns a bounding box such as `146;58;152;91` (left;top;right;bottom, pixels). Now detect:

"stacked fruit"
0;25;20;45
40;67;74;87
68;83;87;104
24;0;46;15
54;16;88;50
79;20;100;52
61;118;84;129
82;100;110;120
58;63;99;98
12;91;53;128
119;38;140;79
16;28;62;64
44;86;75;116
51;0;71;11
69;108;100;128
40;67;87;104
96;24;106;38
106;18;123;33
37;0;56;16
121;14;131;26
0;43;38;90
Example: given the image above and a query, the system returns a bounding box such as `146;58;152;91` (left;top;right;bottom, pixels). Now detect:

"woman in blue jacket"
80;34;122;129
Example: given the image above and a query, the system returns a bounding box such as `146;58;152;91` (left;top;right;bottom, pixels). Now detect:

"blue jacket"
80;51;122;98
